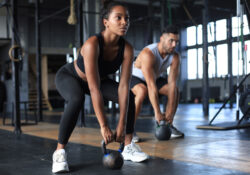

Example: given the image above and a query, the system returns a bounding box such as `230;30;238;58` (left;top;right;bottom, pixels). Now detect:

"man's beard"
168;48;175;54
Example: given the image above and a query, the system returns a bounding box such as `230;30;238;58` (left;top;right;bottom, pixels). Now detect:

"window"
232;15;250;37
244;40;250;74
232;42;242;76
187;26;196;46
197;25;203;45
216;19;227;41
207;22;215;43
233;41;250;76
197;48;203;78
187;49;197;79
186;17;249;80
217;44;228;76
208;46;216;78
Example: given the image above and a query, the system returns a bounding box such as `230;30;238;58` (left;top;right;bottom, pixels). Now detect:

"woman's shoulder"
86;35;99;45
123;39;133;51
82;35;99;50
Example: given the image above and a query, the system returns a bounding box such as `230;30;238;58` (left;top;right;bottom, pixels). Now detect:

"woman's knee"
67;95;85;108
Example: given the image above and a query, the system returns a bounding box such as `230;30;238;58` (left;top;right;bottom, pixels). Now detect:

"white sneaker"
132;132;141;143
52;149;69;173
122;142;149;162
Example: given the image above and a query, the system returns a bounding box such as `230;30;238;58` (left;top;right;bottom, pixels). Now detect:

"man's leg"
131;84;147;142
157;79;184;138
158;84;179;121
131;84;148;123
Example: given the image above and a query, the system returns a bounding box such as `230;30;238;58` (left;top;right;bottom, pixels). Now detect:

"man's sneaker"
52;149;69;173
132;132;141;143
122;142;149;162
170;125;184;138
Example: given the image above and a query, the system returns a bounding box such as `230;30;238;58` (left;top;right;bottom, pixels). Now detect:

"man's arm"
140;49;164;122
165;53;180;123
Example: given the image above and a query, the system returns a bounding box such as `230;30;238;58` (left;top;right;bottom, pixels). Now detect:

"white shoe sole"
52;162;69;173
170;134;184;139
123;154;149;162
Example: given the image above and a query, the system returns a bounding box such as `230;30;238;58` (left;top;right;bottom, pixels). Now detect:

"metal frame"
197;73;250;130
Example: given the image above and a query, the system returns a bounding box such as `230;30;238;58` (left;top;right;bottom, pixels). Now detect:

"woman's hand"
100;125;114;144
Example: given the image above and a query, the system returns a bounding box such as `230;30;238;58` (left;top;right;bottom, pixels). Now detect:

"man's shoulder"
146;43;158;49
140;47;155;58
171;52;181;65
172;52;180;59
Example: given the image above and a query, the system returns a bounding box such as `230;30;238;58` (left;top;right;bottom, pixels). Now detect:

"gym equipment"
197;73;250;130
239;89;250;118
67;0;77;25
101;140;124;170
155;120;172;140
8;45;24;62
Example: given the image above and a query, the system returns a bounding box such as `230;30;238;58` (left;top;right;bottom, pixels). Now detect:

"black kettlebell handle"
156;120;167;127
101;140;125;155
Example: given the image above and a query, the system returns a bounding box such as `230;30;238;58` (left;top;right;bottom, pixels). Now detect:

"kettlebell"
155;120;172;140
101;140;124;169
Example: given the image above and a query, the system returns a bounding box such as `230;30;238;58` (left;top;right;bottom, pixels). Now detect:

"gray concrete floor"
0;103;250;175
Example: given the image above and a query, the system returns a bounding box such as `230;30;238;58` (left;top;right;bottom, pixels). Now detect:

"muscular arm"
116;42;134;140
165;53;180;121
81;38;108;129
140;49;163;121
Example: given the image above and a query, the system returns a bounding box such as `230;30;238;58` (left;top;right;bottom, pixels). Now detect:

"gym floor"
0;104;250;175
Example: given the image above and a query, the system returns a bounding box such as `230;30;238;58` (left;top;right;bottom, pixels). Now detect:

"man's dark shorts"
130;75;168;90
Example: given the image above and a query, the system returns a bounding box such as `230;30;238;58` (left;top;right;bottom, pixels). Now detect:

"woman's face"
103;5;130;36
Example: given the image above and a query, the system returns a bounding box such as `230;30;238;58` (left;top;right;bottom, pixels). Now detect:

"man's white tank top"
132;43;174;81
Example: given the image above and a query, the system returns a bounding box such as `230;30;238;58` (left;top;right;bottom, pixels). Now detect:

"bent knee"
67;95;85;106
136;87;148;100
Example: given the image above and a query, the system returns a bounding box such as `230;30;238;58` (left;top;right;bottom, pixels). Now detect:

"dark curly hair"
100;1;128;29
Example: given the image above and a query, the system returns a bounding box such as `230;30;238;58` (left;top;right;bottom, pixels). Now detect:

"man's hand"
100;125;114;144
165;112;173;124
115;123;126;143
155;112;165;123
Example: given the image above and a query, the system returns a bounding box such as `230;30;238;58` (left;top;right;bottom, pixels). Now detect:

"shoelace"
54;152;66;162
130;143;142;152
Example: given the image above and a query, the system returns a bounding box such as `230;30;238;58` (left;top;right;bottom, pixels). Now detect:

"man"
130;25;184;142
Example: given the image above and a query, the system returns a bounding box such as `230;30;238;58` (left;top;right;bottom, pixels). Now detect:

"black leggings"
55;63;135;144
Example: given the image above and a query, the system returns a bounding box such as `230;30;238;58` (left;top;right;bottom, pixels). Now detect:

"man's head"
160;25;179;54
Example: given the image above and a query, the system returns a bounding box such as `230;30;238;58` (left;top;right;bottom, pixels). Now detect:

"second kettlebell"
155;120;172;140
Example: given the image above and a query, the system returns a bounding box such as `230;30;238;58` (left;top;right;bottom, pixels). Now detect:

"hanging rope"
67;0;77;25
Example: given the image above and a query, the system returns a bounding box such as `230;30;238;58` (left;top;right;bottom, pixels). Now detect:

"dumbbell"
101;140;124;169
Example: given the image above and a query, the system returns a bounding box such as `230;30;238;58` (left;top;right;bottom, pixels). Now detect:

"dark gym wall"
0;44;12;111
0;0;188;112
28;18;76;49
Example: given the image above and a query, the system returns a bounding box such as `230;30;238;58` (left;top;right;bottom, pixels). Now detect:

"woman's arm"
116;41;134;142
81;37;113;143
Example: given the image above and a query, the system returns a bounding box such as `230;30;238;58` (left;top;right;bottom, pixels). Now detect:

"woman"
52;2;148;173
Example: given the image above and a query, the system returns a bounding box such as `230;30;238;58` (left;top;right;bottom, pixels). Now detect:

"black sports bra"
77;33;125;78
